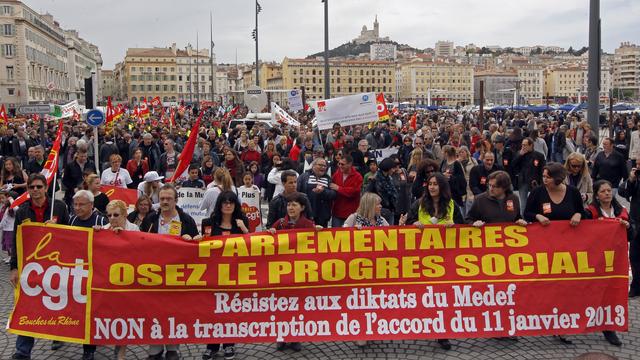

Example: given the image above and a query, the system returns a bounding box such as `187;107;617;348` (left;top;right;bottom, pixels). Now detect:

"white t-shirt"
101;168;133;188
104;221;140;231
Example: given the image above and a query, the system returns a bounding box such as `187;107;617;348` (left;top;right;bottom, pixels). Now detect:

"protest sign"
271;102;300;127
9;221;628;345
287;89;303;112
372;146;399;163
177;187;207;225
102;185;138;210
315;93;378;130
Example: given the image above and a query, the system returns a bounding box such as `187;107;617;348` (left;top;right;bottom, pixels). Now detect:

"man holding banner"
10;174;69;360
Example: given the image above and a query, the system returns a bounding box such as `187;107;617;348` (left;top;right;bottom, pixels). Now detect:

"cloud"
25;0;639;69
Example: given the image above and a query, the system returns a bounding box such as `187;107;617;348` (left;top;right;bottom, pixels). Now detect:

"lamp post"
253;1;262;86
587;0;601;141
322;0;330;99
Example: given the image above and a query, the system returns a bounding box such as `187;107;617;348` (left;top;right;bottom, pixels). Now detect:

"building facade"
124;47;177;104
544;65;586;101
175;44;214;103
514;64;544;104
435;41;454;58
613;42;640;99
474;70;518;105
100;69;114;99
398;58;474;106
282;57;395;100
0;1;101;111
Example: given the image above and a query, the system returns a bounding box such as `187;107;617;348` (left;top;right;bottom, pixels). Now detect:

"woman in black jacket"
200;191;249;360
439;145;467;210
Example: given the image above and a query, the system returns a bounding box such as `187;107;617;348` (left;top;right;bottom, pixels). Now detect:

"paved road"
1;261;638;360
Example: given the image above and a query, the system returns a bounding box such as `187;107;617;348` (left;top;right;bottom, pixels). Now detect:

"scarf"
354;214;386;227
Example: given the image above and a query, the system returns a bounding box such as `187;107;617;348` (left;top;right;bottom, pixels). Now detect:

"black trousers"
630;230;640;293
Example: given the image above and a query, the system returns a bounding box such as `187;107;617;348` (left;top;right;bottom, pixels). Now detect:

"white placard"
287;89;303;112
177;187;207;226
315;93;378;130
60;100;80;118
272;102;300;127
372;146;399;163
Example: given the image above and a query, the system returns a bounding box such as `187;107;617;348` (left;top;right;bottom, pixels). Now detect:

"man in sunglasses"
10;174;69;360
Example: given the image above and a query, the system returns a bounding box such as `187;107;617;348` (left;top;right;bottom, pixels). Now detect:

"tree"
567;46;575;55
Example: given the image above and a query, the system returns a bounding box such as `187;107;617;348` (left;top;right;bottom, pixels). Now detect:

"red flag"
169;107;176;127
106;97;115;124
114;104;125;120
12;121;63;209
150;96;161;107
224;105;240;120
376;93;390;121
139;100;150;119
167;112;203;183
409;114;417;130
0;104;8;124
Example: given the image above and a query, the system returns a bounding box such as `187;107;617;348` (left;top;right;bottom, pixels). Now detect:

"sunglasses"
29;185;44;190
107;213;121;218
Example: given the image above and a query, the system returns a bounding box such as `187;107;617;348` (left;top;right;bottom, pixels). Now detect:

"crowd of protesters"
1;104;640;359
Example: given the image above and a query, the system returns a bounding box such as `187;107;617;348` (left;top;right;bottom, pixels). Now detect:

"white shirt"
101;168;133;188
104;221;140;231
200;185;237;217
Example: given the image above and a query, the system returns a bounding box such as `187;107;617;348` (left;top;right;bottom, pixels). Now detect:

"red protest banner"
9;221;628;345
101;185;138;208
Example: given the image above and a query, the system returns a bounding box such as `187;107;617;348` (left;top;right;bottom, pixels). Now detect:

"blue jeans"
518;183;530;214
15;335;34;357
15;336;96;356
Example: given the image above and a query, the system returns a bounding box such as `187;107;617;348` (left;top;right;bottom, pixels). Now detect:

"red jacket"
331;166;363;218
241;149;261;165
126;159;149;178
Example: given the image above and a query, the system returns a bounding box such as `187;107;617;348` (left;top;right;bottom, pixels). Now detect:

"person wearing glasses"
466;170;527;227
158;139;180;180
9;174;69;360
140;184;199;360
330;154;363;228
199;191;248;360
96;200;139;360
564;153;593;206
297;157;336;227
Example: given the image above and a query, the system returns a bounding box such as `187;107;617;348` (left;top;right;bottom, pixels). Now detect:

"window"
2;24;14;36
2;44;15;57
155;85;160;91
178;75;183;81
6;66;13;80
7;88;14;95
179;86;183;92
1;6;12;15
131;85;137;91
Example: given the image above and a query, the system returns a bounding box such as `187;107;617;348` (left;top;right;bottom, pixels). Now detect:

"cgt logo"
21;233;89;311
362;94;369;102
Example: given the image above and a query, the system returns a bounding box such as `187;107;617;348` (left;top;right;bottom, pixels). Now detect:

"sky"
26;0;640;69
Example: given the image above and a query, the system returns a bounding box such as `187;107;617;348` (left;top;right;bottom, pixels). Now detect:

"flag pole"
49;167;57;220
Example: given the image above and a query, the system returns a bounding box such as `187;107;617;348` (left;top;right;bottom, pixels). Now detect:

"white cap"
143;171;164;182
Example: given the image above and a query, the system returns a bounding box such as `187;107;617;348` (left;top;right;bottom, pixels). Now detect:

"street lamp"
322;0;330;100
253;1;262;86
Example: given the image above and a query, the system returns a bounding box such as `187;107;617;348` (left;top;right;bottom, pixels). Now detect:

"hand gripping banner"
9;220;628;345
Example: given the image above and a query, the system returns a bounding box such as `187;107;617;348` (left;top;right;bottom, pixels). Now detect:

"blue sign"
86;109;105;126
362;95;369;101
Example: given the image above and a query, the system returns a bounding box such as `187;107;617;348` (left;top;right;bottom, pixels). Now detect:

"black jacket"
619;177;640;236
140;206;199;237
591;151;628;188
266;192;312;228
469;163;502;195
511;150;545;190
465;192;522;224
296;170;336;226
11;198;69;270
62;160;96;200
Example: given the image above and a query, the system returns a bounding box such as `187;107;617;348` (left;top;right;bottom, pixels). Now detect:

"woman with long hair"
222;147;244;187
0;157;27;196
200;155;216;186
585;179;630;346
563;153;593;206
127;195;155;227
199;191;248;359
440;145;467;210
343;192;389;228
83;174;109;214
200;168;236;217
400;172;461;351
